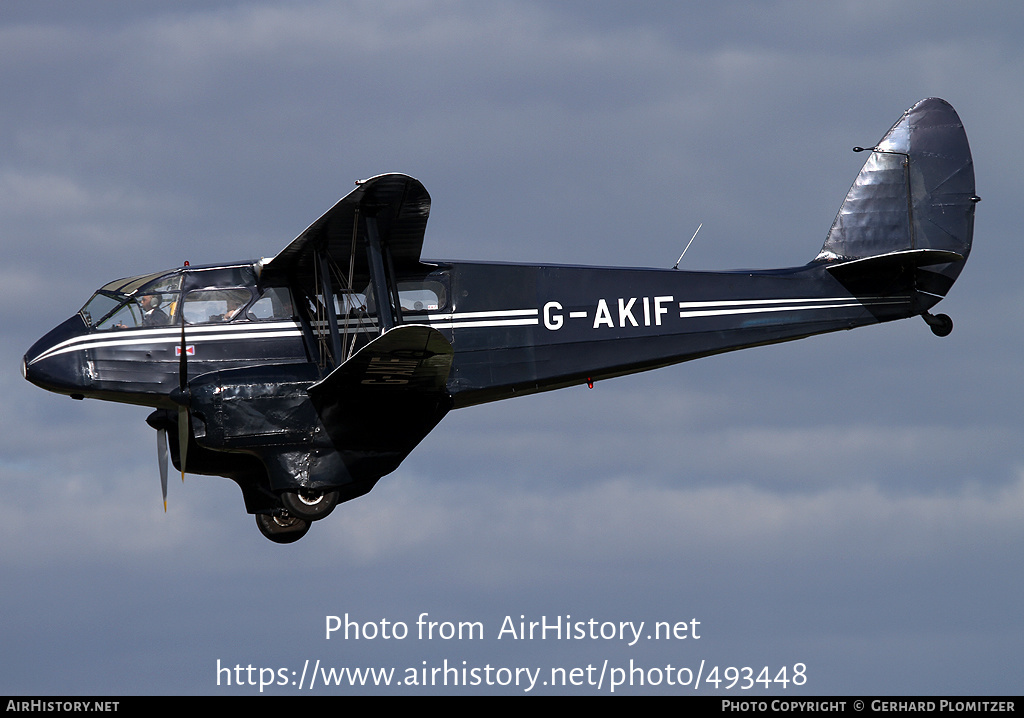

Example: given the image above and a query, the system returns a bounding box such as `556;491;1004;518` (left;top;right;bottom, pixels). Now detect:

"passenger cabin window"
336;291;368;316
399;280;445;313
353;280;446;317
183;288;253;324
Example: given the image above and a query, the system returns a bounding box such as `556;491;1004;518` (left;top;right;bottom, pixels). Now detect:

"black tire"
930;313;953;337
255;512;310;544
281;487;340;521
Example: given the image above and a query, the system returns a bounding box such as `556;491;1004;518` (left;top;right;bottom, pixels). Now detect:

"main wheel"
281;487;340;521
255;512;310;544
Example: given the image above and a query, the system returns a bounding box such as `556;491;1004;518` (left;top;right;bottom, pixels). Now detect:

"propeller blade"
179;311;188;391
157;427;168;512
178;406;189;483
177;308;188;480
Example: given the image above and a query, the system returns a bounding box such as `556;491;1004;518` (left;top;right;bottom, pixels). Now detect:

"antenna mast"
672;223;703;270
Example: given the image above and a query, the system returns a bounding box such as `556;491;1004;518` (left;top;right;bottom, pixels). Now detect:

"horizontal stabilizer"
825;248;964;297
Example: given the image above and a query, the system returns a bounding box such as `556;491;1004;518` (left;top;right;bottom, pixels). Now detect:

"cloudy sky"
2;1;1021;695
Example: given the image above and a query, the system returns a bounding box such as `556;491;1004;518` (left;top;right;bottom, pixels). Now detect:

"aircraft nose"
23;315;90;397
21;352;38;386
23;346;86;397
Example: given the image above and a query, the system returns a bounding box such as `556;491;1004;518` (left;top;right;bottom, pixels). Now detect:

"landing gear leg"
255;511;310;544
922;311;953;337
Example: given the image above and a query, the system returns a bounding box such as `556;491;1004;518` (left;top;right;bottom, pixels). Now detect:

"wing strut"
365;215;399;333
341;209;360;362
315;247;343;365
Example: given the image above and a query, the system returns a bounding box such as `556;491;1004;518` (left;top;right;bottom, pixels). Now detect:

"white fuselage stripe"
676;296;868;309
432;318;541;329
678;297;905;318
29;322;303;364
427;309;538;321
30;298;901;363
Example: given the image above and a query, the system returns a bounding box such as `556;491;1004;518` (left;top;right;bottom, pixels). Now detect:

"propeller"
149;268;192;512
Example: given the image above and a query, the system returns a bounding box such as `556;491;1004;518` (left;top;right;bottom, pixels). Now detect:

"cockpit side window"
96;298;143;330
81;271;185;331
81;291;176;330
246;287;294;321
183;288;253;324
80;292;123;328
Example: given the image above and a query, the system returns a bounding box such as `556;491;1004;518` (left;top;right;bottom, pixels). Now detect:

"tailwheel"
281;487;340;521
922;311;953;337
255;511;310;544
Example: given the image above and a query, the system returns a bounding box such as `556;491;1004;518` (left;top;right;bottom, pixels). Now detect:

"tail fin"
817;98;978;299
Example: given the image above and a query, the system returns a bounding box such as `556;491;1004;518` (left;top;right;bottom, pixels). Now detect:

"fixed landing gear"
922;311;953;337
255;511;310;544
281;487;340;521
254;487;342;543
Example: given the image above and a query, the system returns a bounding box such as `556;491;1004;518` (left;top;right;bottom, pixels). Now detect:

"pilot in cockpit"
139;294;170;326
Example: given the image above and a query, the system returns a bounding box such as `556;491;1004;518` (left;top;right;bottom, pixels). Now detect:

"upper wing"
259;173;432;290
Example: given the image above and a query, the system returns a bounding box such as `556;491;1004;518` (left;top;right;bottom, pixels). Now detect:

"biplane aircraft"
23;98;978;543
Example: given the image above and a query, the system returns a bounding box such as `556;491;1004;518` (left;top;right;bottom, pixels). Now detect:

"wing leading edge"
260;172;432;291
